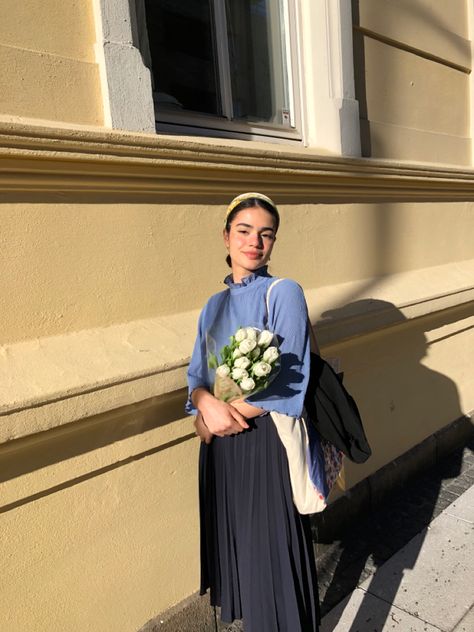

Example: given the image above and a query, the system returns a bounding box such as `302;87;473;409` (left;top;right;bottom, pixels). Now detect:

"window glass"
144;0;292;130
144;0;221;116
226;0;290;126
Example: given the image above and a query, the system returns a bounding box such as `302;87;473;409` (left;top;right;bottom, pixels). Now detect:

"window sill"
1;118;474;201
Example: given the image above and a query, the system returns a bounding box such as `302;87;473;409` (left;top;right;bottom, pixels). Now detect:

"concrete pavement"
320;481;474;631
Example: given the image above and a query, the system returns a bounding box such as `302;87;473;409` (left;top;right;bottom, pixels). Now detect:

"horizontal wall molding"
1;121;474;201
309;258;474;346
354;26;471;73
1;259;474;445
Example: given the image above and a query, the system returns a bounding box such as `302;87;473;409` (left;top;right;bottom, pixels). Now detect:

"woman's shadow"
312;299;471;631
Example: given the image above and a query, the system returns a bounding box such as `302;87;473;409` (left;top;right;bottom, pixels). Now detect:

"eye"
238;230;249;235
261;233;274;240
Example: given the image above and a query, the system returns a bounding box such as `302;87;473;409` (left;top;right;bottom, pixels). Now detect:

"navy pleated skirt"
199;413;320;631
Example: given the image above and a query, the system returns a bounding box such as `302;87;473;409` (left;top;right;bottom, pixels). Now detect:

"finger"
227;405;248;425
226;423;245;435
230;409;249;430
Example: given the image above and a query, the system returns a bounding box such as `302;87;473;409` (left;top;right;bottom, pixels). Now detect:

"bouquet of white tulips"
207;326;281;402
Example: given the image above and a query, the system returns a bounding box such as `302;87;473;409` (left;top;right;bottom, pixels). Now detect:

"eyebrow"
235;222;275;232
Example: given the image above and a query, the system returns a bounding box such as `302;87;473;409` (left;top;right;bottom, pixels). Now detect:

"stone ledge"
307;258;474;346
1;260;473;444
2;119;474;200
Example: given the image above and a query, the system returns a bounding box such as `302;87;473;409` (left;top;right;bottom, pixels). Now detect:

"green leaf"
208;353;218;369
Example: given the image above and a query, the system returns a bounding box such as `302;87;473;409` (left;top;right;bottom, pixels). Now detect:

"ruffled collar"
224;265;271;289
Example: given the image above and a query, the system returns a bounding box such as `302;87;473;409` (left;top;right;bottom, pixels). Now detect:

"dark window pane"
145;0;221;116
226;0;290;126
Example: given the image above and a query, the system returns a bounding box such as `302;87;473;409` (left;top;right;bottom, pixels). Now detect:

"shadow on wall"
314;298;469;630
0;388;193;515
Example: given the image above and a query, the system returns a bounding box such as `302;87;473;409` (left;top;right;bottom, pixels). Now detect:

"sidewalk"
319;443;474;632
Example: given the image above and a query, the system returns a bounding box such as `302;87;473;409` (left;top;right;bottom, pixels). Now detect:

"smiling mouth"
243;251;263;259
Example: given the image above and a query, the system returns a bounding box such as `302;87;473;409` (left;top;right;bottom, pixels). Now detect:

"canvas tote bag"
266;279;343;514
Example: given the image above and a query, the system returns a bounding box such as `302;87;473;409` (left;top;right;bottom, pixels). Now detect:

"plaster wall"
1;201;474;344
354;0;472;164
0;0;102;125
326;301;474;490
1;194;474;628
1;0;474;624
1;298;473;632
0;399;199;632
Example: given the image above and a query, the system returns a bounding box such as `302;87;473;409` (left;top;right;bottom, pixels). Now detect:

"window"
97;0;360;153
141;0;299;139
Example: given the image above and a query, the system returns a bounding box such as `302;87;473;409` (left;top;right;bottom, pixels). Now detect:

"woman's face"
223;206;277;281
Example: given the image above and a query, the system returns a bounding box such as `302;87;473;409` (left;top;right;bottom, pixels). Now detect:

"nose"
249;232;263;248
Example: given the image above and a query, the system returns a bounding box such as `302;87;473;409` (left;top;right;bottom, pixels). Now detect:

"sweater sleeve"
245;279;310;417
185;306;209;416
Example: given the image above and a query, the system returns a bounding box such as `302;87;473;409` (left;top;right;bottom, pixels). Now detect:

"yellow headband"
225;192;278;221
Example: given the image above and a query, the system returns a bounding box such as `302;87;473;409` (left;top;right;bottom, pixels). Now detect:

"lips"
243;251;262;259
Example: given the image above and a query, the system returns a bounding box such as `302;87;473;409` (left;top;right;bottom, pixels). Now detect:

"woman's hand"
192;388;249;437
231;399;265;419
194;412;214;444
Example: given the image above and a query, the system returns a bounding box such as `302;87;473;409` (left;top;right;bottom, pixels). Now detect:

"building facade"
1;1;473;630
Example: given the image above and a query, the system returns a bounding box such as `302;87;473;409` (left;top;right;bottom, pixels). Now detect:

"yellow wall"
1;0;474;629
354;0;471;163
326;301;474;488
1;183;474;630
2;298;472;632
2;200;474;344
0;396;200;632
0;1;102;125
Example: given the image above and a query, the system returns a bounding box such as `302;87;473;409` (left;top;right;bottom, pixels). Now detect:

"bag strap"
265;278;285;317
265;278;320;354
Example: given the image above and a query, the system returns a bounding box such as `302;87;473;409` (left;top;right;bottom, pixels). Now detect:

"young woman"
186;192;320;631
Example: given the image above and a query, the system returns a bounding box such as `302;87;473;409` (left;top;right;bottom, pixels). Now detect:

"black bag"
304;352;372;464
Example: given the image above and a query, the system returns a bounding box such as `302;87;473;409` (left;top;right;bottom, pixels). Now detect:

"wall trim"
1;260;473;444
93;0;155;132
1;121;474;200
299;0;361;155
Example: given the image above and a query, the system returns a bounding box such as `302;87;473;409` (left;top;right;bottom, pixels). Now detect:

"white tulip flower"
240;377;256;392
257;330;274;348
232;348;243;359
231;367;249;381
252;361;272;377
216;364;231;377
234;328;247;342
239;339;257;354
245;327;258;341
262;346;279;364
234;356;251;370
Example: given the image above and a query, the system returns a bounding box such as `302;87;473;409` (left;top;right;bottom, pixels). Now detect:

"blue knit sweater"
186;266;310;418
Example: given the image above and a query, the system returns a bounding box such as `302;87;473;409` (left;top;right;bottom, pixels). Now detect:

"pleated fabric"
199;413;320;632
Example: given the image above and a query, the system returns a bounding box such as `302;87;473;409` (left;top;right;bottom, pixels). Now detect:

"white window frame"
141;0;303;141
94;0;361;155
298;0;361;154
